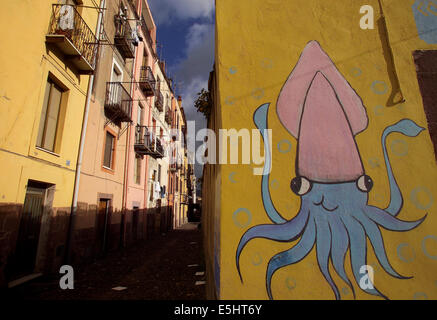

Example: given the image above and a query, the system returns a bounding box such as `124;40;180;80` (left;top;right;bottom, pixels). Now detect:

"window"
134;156;141;184
36;78;65;152
137;104;143;126
103;131;115;169
158;164;161;183
156;76;161;92
111;59;123;82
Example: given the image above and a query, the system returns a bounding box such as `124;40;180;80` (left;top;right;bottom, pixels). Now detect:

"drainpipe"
66;0;106;265
121;0;141;247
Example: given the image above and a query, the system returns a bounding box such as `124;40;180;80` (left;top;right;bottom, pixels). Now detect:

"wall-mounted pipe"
66;0;106;265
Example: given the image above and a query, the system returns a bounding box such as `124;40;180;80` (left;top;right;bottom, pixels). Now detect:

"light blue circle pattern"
229;172;238;183
413;292;428;300
410;186;434;210
390;139;408;157
371;80;388;95
225;96;235;106
285;277;297;290
270;179;279;190
251;88;264;100
278;140;292;153
233;208;252;228
350;67;362;77
397;243;416;263
374;105;384;116
422;235;437;260
251;252;263;266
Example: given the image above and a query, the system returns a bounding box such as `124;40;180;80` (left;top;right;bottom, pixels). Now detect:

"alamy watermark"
165;121;272;176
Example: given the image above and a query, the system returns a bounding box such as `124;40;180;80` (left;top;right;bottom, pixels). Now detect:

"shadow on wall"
0;204;174;287
377;17;405;107
71;205;174;266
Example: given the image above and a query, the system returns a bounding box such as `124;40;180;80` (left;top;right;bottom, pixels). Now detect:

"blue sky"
148;0;214;128
148;0;215;179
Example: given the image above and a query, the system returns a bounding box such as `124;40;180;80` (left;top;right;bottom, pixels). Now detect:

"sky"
148;0;215;180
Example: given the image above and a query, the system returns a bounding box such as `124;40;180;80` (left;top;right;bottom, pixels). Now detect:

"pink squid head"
276;41;369;183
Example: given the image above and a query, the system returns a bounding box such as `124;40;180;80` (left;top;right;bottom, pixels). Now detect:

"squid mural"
236;41;427;300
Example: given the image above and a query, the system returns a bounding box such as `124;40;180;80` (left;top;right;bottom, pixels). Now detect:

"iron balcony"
139;66;155;97
165;108;173;125
134;126;164;159
141;16;154;50
46;4;97;74
155;90;164;112
104;82;133;123
114;14;135;59
169;161;182;172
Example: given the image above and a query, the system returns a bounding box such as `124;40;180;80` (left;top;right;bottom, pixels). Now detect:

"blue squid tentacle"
266;216;316;300
382;119;425;216
254;103;287;224
354;209;411;279
314;212;340;300
328;214;356;299
236;208;310;282
340;214;388;300
364;206;426;232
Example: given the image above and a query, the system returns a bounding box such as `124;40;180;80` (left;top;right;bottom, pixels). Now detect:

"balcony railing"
114;15;135;59
141;16;154;50
165;109;173;125
169;158;182;172
139;66;155;97
155;90;164;112
134;126;164;159
104;82;132;123
46;4;97;74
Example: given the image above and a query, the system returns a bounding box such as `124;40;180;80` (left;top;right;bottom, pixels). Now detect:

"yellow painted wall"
213;0;437;300
0;1;98;208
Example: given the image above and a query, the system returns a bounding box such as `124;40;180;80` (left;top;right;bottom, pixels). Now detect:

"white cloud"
174;23;214;127
171;22;215;178
148;0;214;25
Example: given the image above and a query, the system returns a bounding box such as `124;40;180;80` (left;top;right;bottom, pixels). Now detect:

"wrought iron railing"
104;82;132;122
165;108;173;125
141;16;154;50
134;126;164;157
114;14;135;59
140;66;155;83
47;4;97;69
155;91;164;111
139;66;155;96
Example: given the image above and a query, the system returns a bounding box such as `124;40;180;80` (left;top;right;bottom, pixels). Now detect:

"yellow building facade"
0;1;99;286
204;0;437;299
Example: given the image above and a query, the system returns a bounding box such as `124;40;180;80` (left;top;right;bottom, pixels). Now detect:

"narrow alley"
5;223;205;300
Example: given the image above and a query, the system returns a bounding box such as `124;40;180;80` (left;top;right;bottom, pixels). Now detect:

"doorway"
132;207;139;241
96;199;111;255
9;181;53;280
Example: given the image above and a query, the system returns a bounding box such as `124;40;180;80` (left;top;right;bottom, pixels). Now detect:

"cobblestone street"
5;223;206;300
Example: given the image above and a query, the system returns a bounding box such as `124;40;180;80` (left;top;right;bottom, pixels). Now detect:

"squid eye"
357;175;373;193
290;177;312;196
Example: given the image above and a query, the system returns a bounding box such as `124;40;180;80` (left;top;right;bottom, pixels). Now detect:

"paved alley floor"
5;223;206;300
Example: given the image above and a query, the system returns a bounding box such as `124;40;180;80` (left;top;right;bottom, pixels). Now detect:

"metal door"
12;187;45;278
